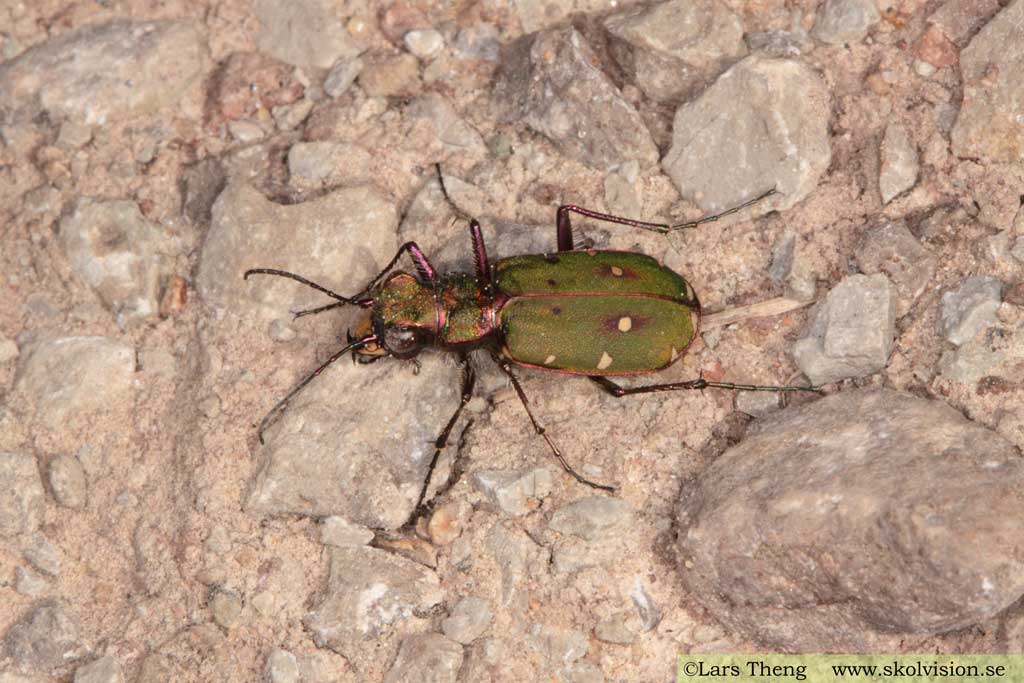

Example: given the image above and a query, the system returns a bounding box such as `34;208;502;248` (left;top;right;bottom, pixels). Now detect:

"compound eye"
383;326;421;356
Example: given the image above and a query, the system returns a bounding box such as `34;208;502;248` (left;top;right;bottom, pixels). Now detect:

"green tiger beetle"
245;166;817;504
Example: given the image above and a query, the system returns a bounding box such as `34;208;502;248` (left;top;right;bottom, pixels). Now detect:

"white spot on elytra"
618;316;632;332
670;347;679;362
611;265;624;276
597;352;613;370
544;354;557;365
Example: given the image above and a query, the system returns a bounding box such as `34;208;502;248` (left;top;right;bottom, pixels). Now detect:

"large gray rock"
792;274;895;385
604;0;747;102
0;21;203;124
304;546;443;658
952;0;1024;163
197;183;398;315
677;389;1024;651
494;27;658;170
0;453;45;538
59;200;173;324
254;0;361;69
662;55;831;214
12;337;135;431
246;354;460;529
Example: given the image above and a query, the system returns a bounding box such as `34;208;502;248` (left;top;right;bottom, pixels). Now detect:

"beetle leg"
435;165;492;285
469;219;491;284
556;188;777;241
363;241;437;288
493;356;616;493
413;354;476;513
590;375;820;397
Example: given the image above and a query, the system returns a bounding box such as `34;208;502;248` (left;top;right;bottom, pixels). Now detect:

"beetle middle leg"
413;354;476;513
589;375;819;398
493;355;615;493
556;189;778;251
435;164;492;284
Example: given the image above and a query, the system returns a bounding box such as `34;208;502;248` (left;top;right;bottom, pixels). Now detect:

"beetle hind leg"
590;375;820;398
493;356;616;493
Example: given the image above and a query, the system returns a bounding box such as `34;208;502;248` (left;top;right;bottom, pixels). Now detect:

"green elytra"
495;251;700;375
244;168;817;510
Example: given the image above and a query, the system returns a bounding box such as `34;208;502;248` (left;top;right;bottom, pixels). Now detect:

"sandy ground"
1;0;1023;681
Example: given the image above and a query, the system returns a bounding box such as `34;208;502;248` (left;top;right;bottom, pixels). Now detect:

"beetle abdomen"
498;293;698;375
494;251;697;303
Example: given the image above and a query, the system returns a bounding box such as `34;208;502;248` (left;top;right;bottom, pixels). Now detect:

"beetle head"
354;272;438;361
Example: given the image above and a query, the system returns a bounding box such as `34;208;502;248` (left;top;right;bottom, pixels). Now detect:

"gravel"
3;0;1024;678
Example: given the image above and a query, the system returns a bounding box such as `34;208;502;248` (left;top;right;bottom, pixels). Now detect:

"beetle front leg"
590;375;820;397
493;356;615;492
412;354;476;514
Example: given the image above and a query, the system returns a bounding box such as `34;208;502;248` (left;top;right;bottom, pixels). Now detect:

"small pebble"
941;276;1003;346
473;467;553;516
265;648;300;683
359;53;421;98
74;655;125;683
0;337;19;364
404;29;444;60
735;391;781;418
442;596;493;644
268;318;297;342
56;121;92;149
210;587;243;629
914;59;937;77
792;274;895;385
205;524;232;555
320;515;374;547
227;120;266;143
49;455;88;509
0;452;45;537
594;615;634;645
272;98;314;131
427;503;462;545
324;57;363;98
549;497;634;542
25;532;62;576
15;566;48;597
878;123;919;204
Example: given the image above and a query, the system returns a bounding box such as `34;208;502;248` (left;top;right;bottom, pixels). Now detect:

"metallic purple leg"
406;242;437;282
469;220;490;283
